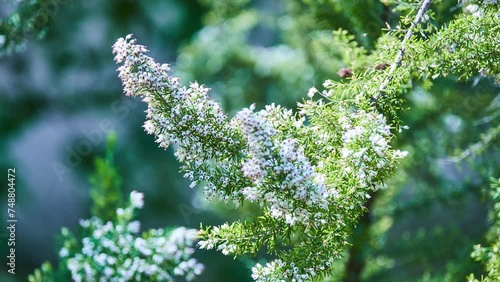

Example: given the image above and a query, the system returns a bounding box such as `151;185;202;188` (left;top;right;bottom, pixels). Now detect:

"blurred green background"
0;0;499;281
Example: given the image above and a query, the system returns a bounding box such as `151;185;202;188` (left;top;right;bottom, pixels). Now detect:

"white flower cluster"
112;35;171;97
235;104;334;226
197;223;239;255
63;191;203;282
337;107;407;189
240;96;407;281
299;99;407;184
252;259;287;282
463;0;498;17
113;34;247;204
251;258;334;282
130;190;144;208
113;34;237;160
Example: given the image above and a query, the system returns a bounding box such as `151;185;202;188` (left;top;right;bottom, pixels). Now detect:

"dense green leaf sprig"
428;1;500;80
468;177;500;281
0;0;65;55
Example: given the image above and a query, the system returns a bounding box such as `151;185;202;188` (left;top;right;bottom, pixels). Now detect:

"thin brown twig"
373;0;433;102
344;1;434;280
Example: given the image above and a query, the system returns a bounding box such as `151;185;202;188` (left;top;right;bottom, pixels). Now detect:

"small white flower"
116;208;125;216
94;253;107;266
104;267;113;277
106;256;116;265
127;221;141;233
307;87;318;98
322;80;334;88
143;120;155;134
93;229;103;239
153;254;164;264
134;237;152;255
394;150;409;158
241;186;261;202
59;247;69;258
130;191;144;209
79;219;90;228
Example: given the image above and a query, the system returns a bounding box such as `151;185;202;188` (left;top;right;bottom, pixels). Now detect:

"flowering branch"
63;191;203;281
113;31;408;280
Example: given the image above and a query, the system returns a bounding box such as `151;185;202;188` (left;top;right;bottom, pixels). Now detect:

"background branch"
374;0;433;102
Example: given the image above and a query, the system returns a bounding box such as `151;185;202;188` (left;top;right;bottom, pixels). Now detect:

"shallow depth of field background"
0;1;498;281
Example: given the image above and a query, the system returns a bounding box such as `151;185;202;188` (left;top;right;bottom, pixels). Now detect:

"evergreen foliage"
0;0;63;55
89;133;123;222
468;177;500;282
